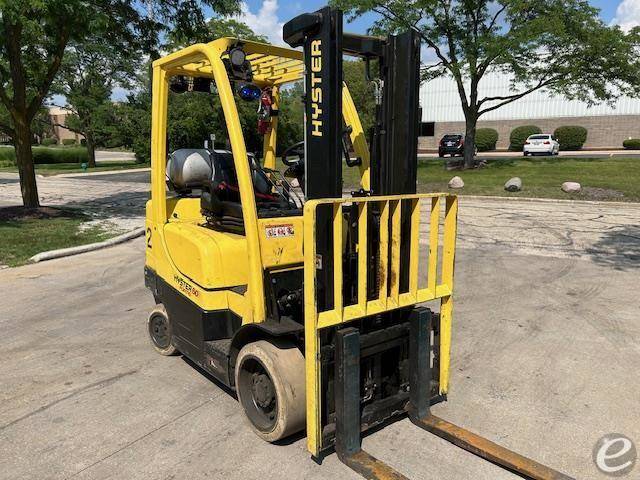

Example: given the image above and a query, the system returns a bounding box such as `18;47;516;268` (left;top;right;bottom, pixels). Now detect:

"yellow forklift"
144;6;572;479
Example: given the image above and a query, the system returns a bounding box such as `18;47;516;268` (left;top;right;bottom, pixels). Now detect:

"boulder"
448;176;464;189
561;181;581;193
504;177;522;192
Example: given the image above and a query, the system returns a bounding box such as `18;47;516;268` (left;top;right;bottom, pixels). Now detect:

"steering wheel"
281;141;304;166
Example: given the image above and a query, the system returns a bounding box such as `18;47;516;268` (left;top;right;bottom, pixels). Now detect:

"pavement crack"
0;369;138;432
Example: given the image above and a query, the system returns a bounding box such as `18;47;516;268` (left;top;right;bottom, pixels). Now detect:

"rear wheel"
147;304;178;356
235;340;305;442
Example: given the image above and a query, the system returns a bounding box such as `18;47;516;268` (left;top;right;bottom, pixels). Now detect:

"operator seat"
167;148;280;233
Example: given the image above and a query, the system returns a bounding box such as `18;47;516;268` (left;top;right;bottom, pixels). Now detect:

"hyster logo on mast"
310;39;322;137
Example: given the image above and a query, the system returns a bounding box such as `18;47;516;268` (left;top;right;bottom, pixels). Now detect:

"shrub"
0;147;15;166
509;125;542;151
41;138;58;146
475;128;499;151
0;147;88;165
553;126;587;150
33;147;88;163
62;138;77;146
623;138;640;150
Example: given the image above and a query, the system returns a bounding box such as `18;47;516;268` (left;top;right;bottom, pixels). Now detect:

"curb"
29;227;145;263
55;167;150;178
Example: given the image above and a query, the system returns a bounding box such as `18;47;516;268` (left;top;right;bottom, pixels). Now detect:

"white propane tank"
167;149;213;190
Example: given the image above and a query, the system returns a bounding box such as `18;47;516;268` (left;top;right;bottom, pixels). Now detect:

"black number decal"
146;228;152;249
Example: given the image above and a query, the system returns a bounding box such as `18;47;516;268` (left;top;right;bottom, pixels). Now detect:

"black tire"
147;304;178;356
235;340;306;442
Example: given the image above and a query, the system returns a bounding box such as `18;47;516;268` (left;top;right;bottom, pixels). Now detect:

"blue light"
238;83;261;101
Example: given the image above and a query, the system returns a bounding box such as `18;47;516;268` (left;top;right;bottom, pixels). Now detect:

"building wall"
418;69;640;151
48;107;83;144
420;71;640;122
419;114;640;151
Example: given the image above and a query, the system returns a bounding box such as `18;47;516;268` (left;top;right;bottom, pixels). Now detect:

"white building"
418;71;640;150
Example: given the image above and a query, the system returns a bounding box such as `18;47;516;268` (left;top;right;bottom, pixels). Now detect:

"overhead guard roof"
154;38;304;86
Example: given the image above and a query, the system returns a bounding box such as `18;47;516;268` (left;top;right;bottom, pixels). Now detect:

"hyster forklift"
144;6;572;479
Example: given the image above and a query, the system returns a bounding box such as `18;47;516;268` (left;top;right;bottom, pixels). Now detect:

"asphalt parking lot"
1;231;639;479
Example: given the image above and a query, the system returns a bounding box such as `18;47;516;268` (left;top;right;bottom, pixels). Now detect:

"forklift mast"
283;8;573;480
283;6;421;198
284;7;422;312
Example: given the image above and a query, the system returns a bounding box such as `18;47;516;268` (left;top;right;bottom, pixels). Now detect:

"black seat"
200;150;286;233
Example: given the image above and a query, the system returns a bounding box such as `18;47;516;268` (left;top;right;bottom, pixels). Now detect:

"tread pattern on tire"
235;340;306;442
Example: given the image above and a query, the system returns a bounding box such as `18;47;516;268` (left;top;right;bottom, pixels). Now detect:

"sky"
213;0;639;46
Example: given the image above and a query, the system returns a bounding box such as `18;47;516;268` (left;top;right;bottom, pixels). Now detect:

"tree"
167;17;268;49
333;0;640;168
140;1;241;60
0;0;139;207
119;17;273;163
55;30;137;167
0;0;241;208
277;82;304;154
343;60;376;135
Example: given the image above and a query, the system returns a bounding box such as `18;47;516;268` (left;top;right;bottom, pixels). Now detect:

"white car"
523;134;560;156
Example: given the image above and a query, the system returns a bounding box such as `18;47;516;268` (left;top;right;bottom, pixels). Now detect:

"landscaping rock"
448;176;464;189
561;181;581;193
504;177;522;192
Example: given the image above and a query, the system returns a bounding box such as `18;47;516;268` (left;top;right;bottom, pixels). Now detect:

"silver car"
523;134;560;156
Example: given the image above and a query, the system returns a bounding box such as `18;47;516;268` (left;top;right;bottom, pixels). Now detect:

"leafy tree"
139;1;241;60
277;82;304;154
55;29;137;167
333;0;640;168
167;17;268;49
114;91;153;163
343;60;376;135
0;0;240;208
119;17;282;163
0;0;144;207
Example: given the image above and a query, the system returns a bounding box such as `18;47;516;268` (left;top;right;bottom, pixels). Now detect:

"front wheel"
235;340;306;442
147;304;178;356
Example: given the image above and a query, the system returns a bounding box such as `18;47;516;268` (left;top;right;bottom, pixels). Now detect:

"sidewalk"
0;172;147;232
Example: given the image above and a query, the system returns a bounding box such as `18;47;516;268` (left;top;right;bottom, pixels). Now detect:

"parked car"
438;134;477;157
523;134;560;156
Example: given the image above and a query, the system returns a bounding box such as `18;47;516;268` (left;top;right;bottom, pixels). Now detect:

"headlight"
229;47;246;68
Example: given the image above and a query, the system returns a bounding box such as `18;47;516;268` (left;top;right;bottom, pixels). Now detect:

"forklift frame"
146;13;573;479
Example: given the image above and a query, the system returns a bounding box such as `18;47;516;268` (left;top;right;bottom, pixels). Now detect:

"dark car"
438;134;476;157
438;134;463;157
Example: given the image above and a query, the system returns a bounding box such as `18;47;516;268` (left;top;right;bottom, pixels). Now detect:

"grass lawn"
340;156;640;202
0;207;113;267
0;161;149;176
